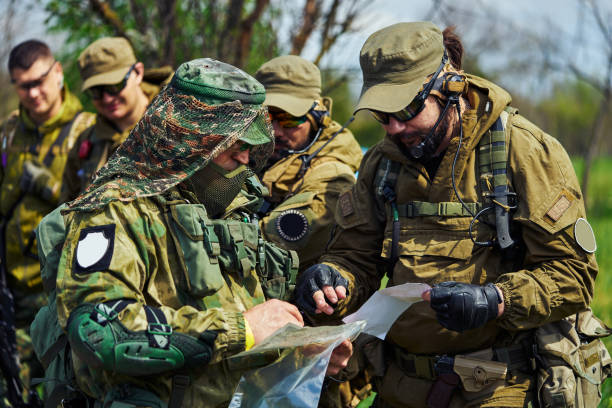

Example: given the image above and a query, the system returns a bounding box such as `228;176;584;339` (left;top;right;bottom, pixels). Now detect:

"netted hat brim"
67;85;273;212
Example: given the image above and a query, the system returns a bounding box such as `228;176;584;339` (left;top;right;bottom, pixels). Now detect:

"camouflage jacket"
56;184;297;407
260;119;362;270
320;74;598;354
0;88;94;315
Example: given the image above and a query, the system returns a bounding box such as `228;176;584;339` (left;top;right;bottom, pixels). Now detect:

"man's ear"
133;62;145;84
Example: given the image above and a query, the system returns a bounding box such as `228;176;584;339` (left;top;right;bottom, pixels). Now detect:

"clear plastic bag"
228;321;365;408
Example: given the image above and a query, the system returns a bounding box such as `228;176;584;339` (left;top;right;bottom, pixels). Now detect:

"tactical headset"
284;99;331;155
408;69;467;159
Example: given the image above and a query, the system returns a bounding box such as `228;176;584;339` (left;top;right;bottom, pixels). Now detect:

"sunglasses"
12;61;57;91
370;52;448;124
86;64;135;100
268;110;308;128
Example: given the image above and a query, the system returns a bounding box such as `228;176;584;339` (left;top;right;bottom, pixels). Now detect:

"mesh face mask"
189;163;253;218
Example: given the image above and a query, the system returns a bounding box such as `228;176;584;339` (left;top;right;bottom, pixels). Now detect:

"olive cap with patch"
171;58;270;145
78;37;137;91
355;21;445;114
255;55;321;117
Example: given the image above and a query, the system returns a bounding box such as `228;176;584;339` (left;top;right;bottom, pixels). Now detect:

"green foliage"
42;0;281;109
539;79;602;155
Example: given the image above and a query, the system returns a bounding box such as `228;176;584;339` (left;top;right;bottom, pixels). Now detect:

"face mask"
189;163;252;218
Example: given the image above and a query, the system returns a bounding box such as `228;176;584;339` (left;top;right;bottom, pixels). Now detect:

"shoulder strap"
1;111;19;168
476;107;517;249
41;111;82;167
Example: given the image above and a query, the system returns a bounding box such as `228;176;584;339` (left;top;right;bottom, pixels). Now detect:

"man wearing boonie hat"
34;58;352;407
254;55;362;272
59;37;173;202
294;22;608;407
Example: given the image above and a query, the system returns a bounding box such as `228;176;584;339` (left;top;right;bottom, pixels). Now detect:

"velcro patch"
546;191;574;222
75;224;116;274
339;191;354;217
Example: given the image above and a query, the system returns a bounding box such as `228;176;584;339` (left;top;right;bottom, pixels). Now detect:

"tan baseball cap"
255;55;321;117
355;22;445;114
78;37;137;91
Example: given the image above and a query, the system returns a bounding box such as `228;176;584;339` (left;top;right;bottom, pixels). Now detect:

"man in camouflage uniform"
0;39;94;404
60;37;173;203
254;56;362;271
295;22;605;407
48;58;351;407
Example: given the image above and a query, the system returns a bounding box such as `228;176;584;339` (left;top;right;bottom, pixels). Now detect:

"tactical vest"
374;108;516;271
31;194;298;407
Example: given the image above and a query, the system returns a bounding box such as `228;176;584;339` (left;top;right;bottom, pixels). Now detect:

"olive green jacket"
320;75;598;355
260;119;362;270
0;89;94;318
60;75;171;203
56;184;297;407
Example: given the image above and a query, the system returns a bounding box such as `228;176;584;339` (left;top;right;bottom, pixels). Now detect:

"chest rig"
374;107;518;273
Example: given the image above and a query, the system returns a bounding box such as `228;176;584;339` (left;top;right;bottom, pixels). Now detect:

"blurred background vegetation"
1;0;611;405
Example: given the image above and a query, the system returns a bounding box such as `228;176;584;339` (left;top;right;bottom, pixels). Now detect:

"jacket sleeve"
260;158;357;268
495;115;598;330
56;201;247;364
318;146;388;317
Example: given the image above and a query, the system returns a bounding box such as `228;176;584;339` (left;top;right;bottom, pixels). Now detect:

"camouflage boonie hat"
78;37;137;91
355;22;445;114
67;58;273;212
255;55;321;117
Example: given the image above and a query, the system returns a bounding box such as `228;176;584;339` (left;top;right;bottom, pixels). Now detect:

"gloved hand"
429;281;501;332
295;264;348;315
20;160;58;202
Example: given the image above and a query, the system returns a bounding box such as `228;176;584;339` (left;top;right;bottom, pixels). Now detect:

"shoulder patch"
546;190;574;222
75;224;116;273
574;218;597;253
275;209;309;242
338;191;355;217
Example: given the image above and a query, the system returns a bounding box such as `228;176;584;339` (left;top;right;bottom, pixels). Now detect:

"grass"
574;157;612;407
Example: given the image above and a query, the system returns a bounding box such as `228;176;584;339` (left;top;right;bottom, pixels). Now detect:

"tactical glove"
20;160;58;202
430;281;501;332
295;264;348;314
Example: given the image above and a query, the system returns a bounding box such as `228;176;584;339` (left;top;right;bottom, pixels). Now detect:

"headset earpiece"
306;100;331;130
441;73;466;97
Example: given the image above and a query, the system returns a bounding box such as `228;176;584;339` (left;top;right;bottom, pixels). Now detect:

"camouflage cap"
354;22;445;114
255;55;321;117
67;58;273;212
78;37;137;91
172;58;269;145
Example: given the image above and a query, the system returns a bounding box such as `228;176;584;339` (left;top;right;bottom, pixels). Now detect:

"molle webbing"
478;110;510;198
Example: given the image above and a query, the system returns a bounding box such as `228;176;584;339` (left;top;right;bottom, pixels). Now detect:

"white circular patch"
574;218;597;253
76;231;111;268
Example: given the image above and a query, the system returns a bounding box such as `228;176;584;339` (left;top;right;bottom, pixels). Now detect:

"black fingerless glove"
294;264;348;314
430;281;501;332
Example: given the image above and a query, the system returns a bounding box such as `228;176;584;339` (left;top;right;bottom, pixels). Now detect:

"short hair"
8;40;53;72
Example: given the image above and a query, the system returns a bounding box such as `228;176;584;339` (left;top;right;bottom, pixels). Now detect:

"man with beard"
254;56;362;271
293;22;608;407
60;37;173;202
0;39;94;406
38;58;351;407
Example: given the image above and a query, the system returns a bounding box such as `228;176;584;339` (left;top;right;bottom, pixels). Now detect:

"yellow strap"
244;318;255;351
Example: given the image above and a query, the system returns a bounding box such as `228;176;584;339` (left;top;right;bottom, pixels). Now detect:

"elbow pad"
66;302;217;376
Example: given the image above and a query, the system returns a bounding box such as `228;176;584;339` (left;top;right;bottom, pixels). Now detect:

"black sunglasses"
12;61;57;91
86;64;135;100
371;51;448;124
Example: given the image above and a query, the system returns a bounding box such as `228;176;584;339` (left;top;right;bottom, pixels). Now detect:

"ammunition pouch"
534;308;612;408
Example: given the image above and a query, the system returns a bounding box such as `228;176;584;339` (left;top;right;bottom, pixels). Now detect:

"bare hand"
326;339;353;376
243;299;304;345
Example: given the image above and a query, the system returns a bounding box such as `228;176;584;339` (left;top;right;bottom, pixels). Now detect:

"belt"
392;343;533;382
